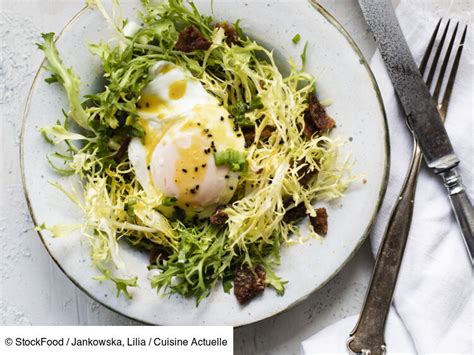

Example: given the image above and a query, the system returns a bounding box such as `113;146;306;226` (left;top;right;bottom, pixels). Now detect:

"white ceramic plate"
21;0;389;326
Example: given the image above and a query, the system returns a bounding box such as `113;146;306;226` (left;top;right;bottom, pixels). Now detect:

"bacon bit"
283;197;329;235
298;167;317;187
310;208;329;236
283;201;307;223
149;244;170;265
234;265;266;304
175;25;211;52
242;125;275;144
215;22;239;45
296;160;317;187
210;206;228;225
114;137;131;163
303;92;335;139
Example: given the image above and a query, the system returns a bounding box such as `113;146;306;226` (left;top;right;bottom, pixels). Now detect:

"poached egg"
128;61;245;218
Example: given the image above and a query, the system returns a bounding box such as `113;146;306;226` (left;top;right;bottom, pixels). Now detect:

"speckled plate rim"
20;0;390;327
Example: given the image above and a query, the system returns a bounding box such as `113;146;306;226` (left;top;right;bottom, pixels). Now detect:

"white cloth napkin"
302;1;473;354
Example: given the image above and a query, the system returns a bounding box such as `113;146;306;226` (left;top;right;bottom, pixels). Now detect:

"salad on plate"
37;0;352;305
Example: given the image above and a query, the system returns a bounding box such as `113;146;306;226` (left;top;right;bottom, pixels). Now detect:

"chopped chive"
301;41;309;68
292;34;301;44
162;196;177;206
214;149;248;172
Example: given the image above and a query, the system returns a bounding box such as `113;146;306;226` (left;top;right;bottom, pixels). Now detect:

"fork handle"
347;143;423;355
440;167;474;264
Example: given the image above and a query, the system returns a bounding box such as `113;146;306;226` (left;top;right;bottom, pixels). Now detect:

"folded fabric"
302;1;473;353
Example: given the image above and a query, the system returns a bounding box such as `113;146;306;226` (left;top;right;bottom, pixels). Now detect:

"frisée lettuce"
36;0;352;305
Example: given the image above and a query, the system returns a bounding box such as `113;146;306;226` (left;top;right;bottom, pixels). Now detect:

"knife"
347;0;474;354
358;0;458;169
357;0;474;255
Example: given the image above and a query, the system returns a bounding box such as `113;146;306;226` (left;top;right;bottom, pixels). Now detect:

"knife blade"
358;0;458;172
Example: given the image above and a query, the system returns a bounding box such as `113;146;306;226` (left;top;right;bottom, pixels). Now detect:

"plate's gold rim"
20;1;390;327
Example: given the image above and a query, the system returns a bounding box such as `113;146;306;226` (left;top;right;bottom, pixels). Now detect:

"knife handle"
440;167;474;264
347;142;422;355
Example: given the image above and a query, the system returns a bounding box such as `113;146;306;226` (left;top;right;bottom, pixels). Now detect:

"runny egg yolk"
145;104;243;212
139;119;165;165
136;79;187;118
168;80;187;100
172;134;210;206
137;94;166;114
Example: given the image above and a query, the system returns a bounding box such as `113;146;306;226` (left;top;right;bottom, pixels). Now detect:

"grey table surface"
3;0;459;354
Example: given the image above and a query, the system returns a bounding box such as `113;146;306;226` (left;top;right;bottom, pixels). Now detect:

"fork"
347;19;468;355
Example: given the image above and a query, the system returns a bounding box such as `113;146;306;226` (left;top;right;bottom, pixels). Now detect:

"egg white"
137;61;215;120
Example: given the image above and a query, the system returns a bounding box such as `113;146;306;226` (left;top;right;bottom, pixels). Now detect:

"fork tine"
426;19;451;88
433;23;459;102
419;18;442;75
439;25;468;118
